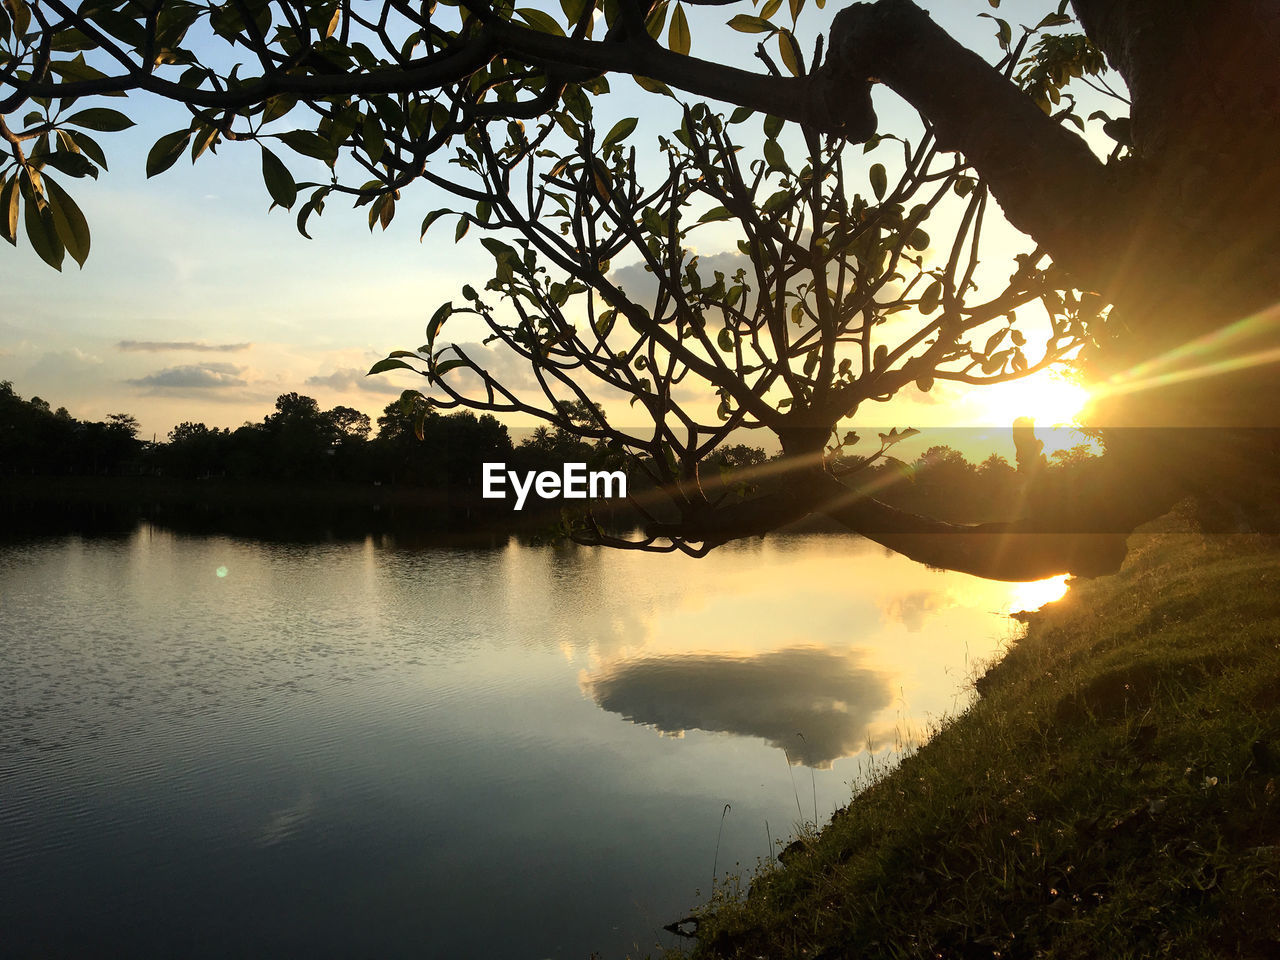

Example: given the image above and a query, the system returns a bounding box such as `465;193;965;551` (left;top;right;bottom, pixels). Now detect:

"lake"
0;525;1066;959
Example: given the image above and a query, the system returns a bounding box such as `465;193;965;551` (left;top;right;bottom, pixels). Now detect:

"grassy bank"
672;518;1280;959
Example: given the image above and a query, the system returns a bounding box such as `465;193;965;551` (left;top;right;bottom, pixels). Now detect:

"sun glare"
972;375;1091;427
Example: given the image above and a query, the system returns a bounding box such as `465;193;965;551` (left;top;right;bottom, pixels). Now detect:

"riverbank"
671;513;1280;958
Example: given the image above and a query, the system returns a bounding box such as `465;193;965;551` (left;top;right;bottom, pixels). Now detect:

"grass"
665;511;1280;959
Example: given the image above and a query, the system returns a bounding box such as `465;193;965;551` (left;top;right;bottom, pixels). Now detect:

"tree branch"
822;0;1122;290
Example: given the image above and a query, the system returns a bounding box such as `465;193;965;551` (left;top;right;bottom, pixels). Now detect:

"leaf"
698;205;731;223
777;29;801;76
1036;12;1072;28
763;114;783;138
633;77;673;101
63;107;134;132
0;175;19;245
788;0;803;24
42;175;90;267
64;130;108;170
727;13;772;32
869;163;887;200
40;151;95;179
367;357;415;375
759;0;782;20
8;0;30;36
920;279;942;314
717;327;734;352
601;117;637;151
983;328;1008;354
259;146;297;209
433;357;470;378
21;181;64;270
146;129;192;177
515;7;565;35
668;3;690;55
361;113;385;164
953;176;976;197
425;301;453;346
763;138;788;172
454;216;469;242
420;208;449;240
277;129;338;166
189;123;218;162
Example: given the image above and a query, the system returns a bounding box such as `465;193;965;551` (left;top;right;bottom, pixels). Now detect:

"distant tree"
329;405;372;441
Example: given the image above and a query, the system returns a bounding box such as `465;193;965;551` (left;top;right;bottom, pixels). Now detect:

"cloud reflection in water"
582;646;892;768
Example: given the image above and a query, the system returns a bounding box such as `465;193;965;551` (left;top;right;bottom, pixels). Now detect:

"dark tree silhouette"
3;0;1277;577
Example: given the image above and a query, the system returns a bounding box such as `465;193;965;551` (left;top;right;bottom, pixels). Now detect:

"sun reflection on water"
1006;574;1070;614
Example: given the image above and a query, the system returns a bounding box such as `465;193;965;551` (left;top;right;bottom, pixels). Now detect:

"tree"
3;0;1277;578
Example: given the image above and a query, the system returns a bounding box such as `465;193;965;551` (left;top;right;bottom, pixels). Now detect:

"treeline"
1;382;603;492
1;380;1096;524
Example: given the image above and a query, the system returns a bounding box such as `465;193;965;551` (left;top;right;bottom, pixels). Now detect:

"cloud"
305;367;408;395
117;340;251;353
879;589;948;633
581;646;893;768
25;347;103;379
128;362;247;389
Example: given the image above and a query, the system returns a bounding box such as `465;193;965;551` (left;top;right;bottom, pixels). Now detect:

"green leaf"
698;205;731;223
777;29;801;76
760;0;782;18
146;129;192;178
920;279;943;315
42;175;90;267
763;114;783;138
1036;12;1072;28
420;208;449;240
433;357;471;378
277;129;338;166
515;7;565;34
763;138;788;172
601;117;638;151
560;0;590;23
717;327;734;352
64;130;108;170
8;0;31;37
189;123;218;162
64;108;134;132
361;113;385;164
633;75;674;97
260;146;297;209
727;13;772;32
21;180;63;270
668;3;690;54
0;175;19;245
425;301;453;346
40;151;95;179
367;357;415;375
454;216;470;242
870;163;887;199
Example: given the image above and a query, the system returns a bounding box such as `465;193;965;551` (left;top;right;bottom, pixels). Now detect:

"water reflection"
582;646;892;768
0;526;1073;959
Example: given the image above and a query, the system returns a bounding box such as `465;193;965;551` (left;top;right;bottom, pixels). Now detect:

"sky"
1;0;1099;458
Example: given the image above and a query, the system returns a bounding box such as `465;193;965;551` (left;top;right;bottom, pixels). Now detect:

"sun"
969;374;1092;427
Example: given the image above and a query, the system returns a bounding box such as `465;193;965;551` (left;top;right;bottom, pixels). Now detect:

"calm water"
0;526;1065;959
